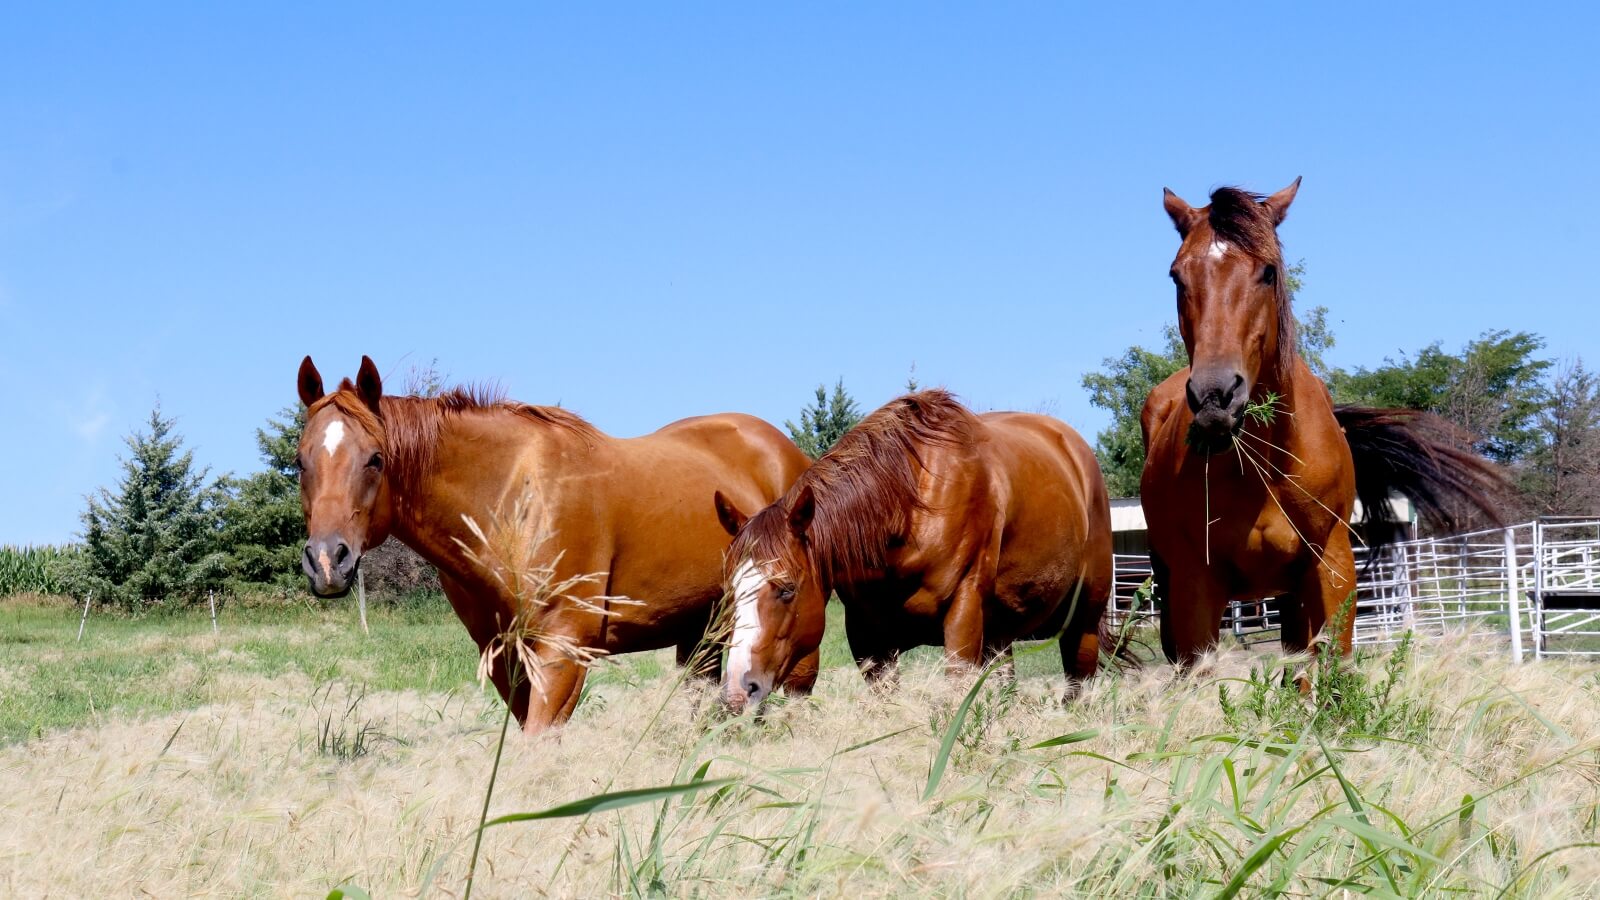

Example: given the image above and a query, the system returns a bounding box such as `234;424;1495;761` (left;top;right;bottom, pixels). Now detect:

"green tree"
1522;359;1600;515
1082;324;1188;496
56;407;227;608
1330;330;1550;463
218;406;307;590
786;379;863;459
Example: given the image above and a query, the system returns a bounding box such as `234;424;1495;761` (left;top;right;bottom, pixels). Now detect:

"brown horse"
295;356;816;732
1142;180;1503;665
712;390;1113;712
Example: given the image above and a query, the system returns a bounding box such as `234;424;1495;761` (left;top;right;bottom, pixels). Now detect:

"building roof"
1108;495;1415;533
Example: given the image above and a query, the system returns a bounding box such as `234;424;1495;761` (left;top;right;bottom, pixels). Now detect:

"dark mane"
731;389;979;587
316;382;599;498
1207;186;1297;383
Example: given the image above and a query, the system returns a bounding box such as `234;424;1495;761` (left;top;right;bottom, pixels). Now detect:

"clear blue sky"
3;4;1596;544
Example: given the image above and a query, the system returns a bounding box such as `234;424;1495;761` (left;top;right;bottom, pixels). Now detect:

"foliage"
1330;329;1552;464
1218;630;1430;741
785;379;863;459
54;407;228;609
0;544;82;596
1520;359;1600;515
1081;324;1188;496
218;405;307;591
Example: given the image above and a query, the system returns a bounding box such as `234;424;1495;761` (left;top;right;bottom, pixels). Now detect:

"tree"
218;406;307;591
1082;324;1188;496
786;380;863;459
57;407;227;608
1522;360;1600;516
1330;330;1551;464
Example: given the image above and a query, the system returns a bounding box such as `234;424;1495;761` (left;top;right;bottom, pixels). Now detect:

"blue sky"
2;4;1596;544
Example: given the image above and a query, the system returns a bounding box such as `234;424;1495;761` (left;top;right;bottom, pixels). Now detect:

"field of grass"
4;592;1600;897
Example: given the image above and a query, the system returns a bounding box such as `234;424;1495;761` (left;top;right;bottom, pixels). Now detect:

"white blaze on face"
1207;240;1230;260
321;420;346;458
725;559;770;706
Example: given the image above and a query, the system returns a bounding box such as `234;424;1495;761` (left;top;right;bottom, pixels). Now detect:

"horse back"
976;412;1112;582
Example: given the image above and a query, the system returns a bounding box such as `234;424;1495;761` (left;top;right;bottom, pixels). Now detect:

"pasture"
3;593;1600;897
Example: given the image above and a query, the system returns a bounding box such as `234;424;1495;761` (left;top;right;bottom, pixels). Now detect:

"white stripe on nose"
725;560;767;703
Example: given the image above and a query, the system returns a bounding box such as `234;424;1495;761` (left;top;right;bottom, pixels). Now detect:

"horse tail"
1334;405;1508;555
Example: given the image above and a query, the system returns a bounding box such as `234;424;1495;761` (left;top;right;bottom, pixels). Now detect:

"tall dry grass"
2;632;1598;897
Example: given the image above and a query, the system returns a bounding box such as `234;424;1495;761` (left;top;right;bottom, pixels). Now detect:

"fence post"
1532;520;1546;659
1504;527;1522;664
208;589;219;634
76;592;92;642
357;568;370;636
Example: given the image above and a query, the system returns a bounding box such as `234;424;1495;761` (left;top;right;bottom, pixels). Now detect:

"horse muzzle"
721;672;772;714
1186;370;1247;453
303;536;361;598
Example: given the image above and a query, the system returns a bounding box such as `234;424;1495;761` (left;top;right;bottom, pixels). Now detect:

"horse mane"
1207;186;1297;384
317;381;599;498
732;389;979;587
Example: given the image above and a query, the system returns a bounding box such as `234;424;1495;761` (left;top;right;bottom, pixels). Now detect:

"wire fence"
1109;517;1600;662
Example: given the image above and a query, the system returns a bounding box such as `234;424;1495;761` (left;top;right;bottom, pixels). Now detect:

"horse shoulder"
1140;369;1190;453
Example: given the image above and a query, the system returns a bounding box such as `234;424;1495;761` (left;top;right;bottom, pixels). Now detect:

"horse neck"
385;410;588;574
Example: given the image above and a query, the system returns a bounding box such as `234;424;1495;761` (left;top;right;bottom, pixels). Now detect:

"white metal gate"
1108;517;1600;661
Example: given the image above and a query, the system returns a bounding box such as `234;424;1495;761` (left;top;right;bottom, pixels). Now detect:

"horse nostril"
1184;378;1202;412
334;543;351;565
1225;374;1245;405
746;681;761;696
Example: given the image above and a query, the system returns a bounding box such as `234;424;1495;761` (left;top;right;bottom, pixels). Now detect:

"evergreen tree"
58;407;227;608
1522;360;1600;515
786;379;863;459
218;406;307;590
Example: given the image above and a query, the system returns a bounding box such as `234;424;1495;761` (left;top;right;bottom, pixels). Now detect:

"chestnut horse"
295;356;816;732
712;390;1113;712
1142;180;1503;665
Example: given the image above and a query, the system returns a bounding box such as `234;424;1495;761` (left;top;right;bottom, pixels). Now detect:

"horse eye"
366;452;384;471
776;587;796;602
1262;264;1277;286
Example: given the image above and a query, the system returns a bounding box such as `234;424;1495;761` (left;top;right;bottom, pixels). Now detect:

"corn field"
0;545;78;596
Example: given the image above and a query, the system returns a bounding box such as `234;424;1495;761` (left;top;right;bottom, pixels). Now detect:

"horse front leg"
843;599;901;692
1158;556;1230;669
942;574;988;677
1284;529;1358;657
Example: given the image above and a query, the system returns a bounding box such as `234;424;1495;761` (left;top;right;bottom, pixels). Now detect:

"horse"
294;356;817;733
1141;179;1504;665
711;389;1113;713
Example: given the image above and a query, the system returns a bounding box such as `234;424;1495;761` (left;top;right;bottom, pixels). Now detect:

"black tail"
1335;406;1508;552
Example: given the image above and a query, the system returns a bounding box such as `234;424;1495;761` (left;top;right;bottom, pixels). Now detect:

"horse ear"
787;485;815;538
1263;176;1301;225
298;356;325;407
355;355;383;416
1163;188;1200;237
713;491;749;537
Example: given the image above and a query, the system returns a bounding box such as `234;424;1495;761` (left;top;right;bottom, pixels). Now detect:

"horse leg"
1059;573;1112;700
676;624;722;683
781;648;821;696
942;574;987;677
1158;564;1230;668
1285;532;1358;657
518;635;592;734
844;603;900;692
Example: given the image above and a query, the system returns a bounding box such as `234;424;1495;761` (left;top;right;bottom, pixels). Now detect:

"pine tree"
786;379;863;459
218;406;307;590
58;407;227;608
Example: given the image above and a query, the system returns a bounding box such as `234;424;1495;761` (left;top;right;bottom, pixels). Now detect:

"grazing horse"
294;356;816;732
1142;180;1504;665
712;390;1113;712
